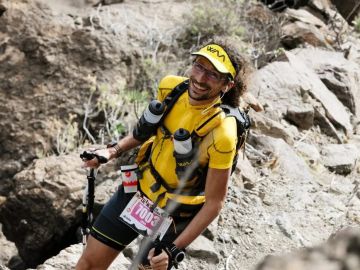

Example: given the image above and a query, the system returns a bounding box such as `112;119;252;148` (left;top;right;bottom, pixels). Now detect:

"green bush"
354;16;360;33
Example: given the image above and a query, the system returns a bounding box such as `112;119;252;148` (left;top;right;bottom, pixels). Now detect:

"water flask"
173;128;192;155
133;100;165;142
173;128;194;179
144;100;165;124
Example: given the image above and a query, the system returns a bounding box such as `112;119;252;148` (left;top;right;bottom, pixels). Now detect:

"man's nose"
194;70;207;83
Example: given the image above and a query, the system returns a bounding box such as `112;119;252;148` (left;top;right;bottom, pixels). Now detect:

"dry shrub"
180;0;249;49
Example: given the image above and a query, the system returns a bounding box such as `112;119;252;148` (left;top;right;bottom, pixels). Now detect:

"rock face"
285;51;353;135
293;48;360;117
255;227;360;270
0;0;130;194
281;10;331;48
249;50;353;140
0;0;187;195
0;153;85;267
0;0;192;197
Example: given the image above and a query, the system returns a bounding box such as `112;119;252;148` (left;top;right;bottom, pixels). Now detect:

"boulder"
293;48;360;118
187;235;220;264
35;243;130;270
250;113;295;145
281;7;334;49
0;153;85;267
282;20;330;48
249;51;352;139
284;51;353;135
309;0;332;12
0;148;124;268
248;134;317;214
285;104;314;130
249;59;308;123
320;143;359;175
234;154;258;190
286;7;327;28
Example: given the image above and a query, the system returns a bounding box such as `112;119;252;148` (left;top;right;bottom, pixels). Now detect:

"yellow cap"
192;44;236;79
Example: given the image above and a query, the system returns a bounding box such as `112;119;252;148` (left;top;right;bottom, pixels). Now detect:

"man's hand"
81;148;114;168
148;248;169;270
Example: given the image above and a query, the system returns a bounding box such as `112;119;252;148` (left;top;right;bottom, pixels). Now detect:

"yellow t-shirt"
139;75;237;205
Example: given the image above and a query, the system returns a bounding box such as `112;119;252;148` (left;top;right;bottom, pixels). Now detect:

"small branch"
225;254;233;270
83;91;97;144
293;129;311;147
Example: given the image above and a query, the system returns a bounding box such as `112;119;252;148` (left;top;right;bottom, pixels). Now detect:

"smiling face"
189;56;234;105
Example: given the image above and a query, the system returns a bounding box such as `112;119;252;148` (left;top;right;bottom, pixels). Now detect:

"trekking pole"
80;168;96;250
80;151;108;250
130;155;200;270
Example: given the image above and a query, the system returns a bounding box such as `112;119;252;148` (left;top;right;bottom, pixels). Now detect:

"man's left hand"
148;248;169;270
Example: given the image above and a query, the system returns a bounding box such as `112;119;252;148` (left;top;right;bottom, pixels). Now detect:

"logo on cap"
207;46;226;62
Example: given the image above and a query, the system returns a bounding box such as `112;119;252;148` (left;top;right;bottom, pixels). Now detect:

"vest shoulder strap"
161;79;226;139
220;104;251;151
160;79;189;122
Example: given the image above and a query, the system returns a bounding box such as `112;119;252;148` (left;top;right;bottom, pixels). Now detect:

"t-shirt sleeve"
207;117;237;169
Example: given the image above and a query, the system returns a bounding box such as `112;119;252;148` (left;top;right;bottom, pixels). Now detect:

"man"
76;38;252;270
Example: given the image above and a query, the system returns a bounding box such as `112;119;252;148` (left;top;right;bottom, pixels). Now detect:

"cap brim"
192;52;230;75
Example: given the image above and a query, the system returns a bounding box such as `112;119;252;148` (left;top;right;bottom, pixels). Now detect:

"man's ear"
224;81;235;93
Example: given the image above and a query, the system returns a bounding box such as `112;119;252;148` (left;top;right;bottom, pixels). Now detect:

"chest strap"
148;159;205;196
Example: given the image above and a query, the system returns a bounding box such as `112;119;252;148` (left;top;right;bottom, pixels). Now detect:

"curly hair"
202;37;253;107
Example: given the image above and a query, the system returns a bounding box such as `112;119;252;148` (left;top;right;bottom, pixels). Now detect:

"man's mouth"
191;80;209;93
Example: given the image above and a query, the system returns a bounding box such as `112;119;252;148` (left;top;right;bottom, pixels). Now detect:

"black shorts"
90;186;193;266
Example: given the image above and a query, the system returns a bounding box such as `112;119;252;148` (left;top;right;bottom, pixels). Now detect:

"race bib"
119;192;172;240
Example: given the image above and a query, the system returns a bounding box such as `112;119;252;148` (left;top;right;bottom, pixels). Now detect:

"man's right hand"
80;148;113;168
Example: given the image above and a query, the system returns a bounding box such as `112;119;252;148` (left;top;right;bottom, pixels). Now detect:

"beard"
188;77;220;102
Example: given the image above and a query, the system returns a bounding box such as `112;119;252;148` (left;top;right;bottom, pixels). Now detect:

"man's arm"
107;134;142;159
83;134;142;167
148;167;230;269
173;167;231;248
